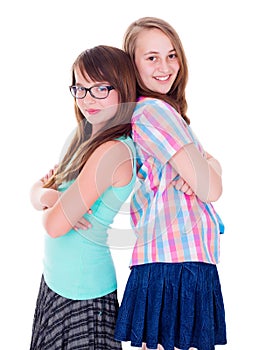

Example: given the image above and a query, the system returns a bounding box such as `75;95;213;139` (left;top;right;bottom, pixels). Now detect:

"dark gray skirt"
30;275;122;350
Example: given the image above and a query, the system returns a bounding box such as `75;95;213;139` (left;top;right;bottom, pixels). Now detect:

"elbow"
46;229;61;239
204;183;223;203
42;213;65;238
196;180;223;203
204;170;223;203
208;185;223;202
43;220;60;238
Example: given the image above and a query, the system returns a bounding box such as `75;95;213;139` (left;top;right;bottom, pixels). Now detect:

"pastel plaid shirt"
130;97;224;266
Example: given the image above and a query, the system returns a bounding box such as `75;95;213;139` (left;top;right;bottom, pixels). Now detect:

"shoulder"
86;139;132;166
132;97;184;130
92;139;122;153
90;138;134;187
79;139;133;187
136;96;176;110
134;97;180;119
116;135;135;154
135;96;170;112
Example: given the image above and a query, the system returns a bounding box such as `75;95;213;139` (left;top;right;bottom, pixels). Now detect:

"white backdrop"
1;0;266;349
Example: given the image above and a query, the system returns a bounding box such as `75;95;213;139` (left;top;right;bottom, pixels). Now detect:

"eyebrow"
74;81;109;87
143;48;176;56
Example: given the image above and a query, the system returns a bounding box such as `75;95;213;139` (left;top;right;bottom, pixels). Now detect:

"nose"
83;92;96;105
158;59;170;73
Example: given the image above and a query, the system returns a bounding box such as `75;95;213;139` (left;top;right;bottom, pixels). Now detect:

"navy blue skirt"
115;262;227;350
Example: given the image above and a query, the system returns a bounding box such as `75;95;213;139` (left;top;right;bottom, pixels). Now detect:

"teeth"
155;76;169;81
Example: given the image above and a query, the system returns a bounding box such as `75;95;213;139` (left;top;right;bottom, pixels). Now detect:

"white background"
1;0;266;349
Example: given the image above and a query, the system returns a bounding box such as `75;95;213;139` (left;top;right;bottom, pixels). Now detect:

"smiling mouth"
154;75;171;81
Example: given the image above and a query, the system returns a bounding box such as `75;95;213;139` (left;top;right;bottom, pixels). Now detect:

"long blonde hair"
123;17;190;124
44;45;136;188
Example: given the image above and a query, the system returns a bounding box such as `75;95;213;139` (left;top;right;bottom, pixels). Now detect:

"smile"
154;75;171;81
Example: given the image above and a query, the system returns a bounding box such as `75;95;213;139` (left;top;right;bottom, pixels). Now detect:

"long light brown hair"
123;16;190;125
44;45;136;188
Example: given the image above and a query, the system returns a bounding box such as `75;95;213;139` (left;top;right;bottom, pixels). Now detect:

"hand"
41;188;60;209
172;177;194;195
73;209;92;231
41;164;58;185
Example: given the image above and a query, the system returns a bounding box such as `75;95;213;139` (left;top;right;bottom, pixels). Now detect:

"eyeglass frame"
69;84;115;100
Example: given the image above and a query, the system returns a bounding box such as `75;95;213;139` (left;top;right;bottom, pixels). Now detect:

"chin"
156;88;170;95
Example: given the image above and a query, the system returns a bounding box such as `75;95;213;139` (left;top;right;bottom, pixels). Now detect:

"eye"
169;53;177;60
147;56;157;62
72;86;85;93
97;86;108;92
76;86;85;92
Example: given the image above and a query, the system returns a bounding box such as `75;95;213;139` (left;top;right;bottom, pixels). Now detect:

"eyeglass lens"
70;85;112;99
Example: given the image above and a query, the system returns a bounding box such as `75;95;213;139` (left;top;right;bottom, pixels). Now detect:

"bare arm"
42;141;132;238
30;165;59;210
30;180;60;210
169;143;222;202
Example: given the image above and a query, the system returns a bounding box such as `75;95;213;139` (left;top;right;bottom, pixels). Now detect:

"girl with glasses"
29;45;136;350
114;17;227;350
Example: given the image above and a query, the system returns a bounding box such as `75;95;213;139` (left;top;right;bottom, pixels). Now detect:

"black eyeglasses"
69;84;115;99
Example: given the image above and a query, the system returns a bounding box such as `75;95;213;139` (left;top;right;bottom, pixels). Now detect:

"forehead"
74;66;90;82
135;28;174;53
74;67;101;86
74;63;109;86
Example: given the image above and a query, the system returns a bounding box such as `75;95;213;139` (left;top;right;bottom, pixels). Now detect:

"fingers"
73;209;93;231
41;165;58;183
172;177;194;195
184;186;193;195
180;182;192;194
74;217;92;230
173;177;184;190
48;164;58;178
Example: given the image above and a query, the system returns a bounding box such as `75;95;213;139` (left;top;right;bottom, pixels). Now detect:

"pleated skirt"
114;262;227;350
30;275;122;350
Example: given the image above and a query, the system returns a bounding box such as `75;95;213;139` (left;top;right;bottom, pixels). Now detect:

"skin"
134;28;193;196
134;28;179;94
134;28;222;202
30;69;133;238
134;27;221;350
74;67;119;136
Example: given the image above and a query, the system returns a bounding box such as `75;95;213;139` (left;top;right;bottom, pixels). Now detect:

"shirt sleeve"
132;98;195;164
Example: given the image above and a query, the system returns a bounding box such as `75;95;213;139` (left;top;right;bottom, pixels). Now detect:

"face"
74;68;119;135
134;28;180;94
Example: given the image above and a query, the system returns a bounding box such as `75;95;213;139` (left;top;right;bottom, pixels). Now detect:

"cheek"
76;100;86;116
105;93;119;113
104;104;118;118
109;93;119;106
98;96;119;120
173;62;180;74
135;60;147;78
76;99;83;111
137;66;151;87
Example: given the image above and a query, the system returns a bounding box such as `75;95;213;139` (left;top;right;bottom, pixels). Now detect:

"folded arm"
30;165;59;210
42;140;132;238
169;143;222;202
30;182;59;211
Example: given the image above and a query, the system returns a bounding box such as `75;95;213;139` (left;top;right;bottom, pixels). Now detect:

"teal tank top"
43;136;136;300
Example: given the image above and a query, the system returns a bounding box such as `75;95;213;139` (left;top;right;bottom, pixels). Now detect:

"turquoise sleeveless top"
43;136;136;300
